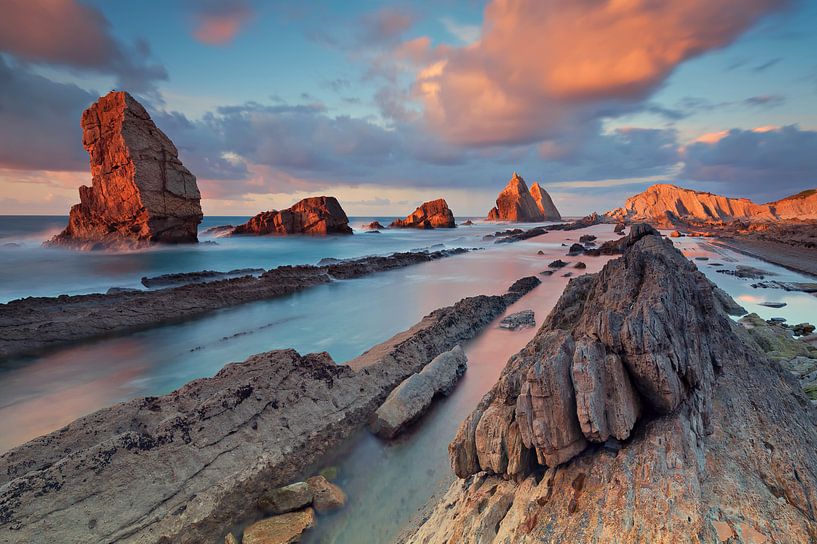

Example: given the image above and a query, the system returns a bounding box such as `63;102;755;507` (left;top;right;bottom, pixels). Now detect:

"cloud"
414;0;787;146
440;18;480;44
359;7;417;45
191;0;254;45
0;0;167;94
681;125;817;194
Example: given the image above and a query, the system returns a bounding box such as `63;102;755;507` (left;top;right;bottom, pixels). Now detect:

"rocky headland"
0;249;469;360
231;196;353;236
45;91;202;250
390;199;456;229
0;277;540;544
403;226;817;543
488;173;557;222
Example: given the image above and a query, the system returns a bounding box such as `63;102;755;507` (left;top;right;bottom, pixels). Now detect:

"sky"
0;0;816;217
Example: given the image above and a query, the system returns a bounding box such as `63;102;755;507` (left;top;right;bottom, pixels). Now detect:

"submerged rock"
243;508;315;544
232;197;353;236
487;173;545;222
257;482;313;515
499;310;535;330
306;475;346;513
390;199;455;229
45;91;202;250
369;345;468;439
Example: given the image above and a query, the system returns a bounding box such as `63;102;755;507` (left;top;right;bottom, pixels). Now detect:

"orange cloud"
193;4;254;45
415;0;787;146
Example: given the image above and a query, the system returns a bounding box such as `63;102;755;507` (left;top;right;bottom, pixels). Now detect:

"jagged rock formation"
529;182;561;221
406;228;817;543
390;199;455;229
607;183;817;227
0;278;541;544
45;91;202;250
487;173;545;222
232;196;352;235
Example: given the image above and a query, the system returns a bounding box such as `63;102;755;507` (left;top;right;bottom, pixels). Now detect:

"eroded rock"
487;173;545;222
232;197;352;236
243;508;315;544
390;199;455;229
306;476;346;513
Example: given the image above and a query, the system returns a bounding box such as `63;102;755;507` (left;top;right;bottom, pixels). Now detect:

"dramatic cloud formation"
191;0;255;45
414;0;787;146
682;125;817;194
0;0;166;93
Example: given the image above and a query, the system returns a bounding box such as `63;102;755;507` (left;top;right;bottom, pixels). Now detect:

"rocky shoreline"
0;249;469;360
0;276;540;544
403;227;817;543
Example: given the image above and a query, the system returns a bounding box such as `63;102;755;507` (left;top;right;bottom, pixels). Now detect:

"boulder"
567;243;585;256
669;230;682;237
578;235;596;243
499;310;535;330
369;346;468;438
487;173;545;222
45;91;202;250
242;508;315;544
548;259;569;268
256;482;313;515
574;261;586;269
390;199;455;229
362;221;386;230
232;197;352;236
306;476;346;513
462;220;474;226
529;182;562;221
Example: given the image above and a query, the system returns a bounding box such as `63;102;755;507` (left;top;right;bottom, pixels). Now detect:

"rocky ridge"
390;199;456;229
45;91;202;250
405;227;817;543
0;277;541;544
231;196;352;235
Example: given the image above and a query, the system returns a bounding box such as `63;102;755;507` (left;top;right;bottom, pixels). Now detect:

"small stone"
256;482;313;514
567;243;585;256
579;235;596;243
574;262;586;269
695;256;709;261
499;310;535;331
759;302;786;308
225;532;239;544
242;509;316;544
549;259;569;268
669;230;682;238
307;476;347;513
537;250;545;255
540;270;554;276
563;272;573;277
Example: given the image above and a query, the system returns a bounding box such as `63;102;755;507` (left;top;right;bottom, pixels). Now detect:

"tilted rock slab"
487;173;544;222
390;199;456;229
369;345;467;438
529;182;561;221
0;277;540;544
405;232;817;543
231;196;353;235
46;91;202;250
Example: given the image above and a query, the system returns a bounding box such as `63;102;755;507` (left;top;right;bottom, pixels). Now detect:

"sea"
1;215;816;543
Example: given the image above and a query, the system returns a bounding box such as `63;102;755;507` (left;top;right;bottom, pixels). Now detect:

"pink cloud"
414;0;787;146
192;2;254;45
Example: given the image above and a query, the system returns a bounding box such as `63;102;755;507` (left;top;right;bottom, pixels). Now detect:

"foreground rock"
45;91;202;250
0;249;469;360
369;345;468;439
306;475;346;513
257;482;313;515
232;197;352;235
0;278;540;543
405;231;817;543
487;173;545;222
390;199;456;229
243;508;315;544
498;310;535;330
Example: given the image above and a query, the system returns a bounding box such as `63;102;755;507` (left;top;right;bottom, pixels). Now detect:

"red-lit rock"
232;196;353;236
390;199;456;229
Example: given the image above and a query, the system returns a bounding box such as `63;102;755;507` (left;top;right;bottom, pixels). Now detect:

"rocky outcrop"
0;277;540;544
405;230;817;543
529;182;561;221
499;310;535;331
45;91;202;250
487;173;545;222
607;183;817;227
0;249;469;360
369;346;467;439
232;196;352;235
362;221;386;230
390;199;455;229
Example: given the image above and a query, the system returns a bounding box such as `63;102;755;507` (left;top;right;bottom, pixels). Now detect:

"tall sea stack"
46;91;203;250
487;172;553;222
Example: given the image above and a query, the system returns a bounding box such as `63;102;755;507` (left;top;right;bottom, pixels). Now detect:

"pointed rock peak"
529;182;562;221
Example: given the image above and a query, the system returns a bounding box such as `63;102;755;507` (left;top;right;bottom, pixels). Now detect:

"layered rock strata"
487;173;545;222
405;229;817;543
390;199;456;229
46;91;202;250
232;196;352;235
0;277;540;544
0;249;468;360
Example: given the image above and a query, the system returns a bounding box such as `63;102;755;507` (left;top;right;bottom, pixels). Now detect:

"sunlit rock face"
390;199;456;229
46;91;202;250
606;183;817;227
231;196;353;235
487;173;545;222
529;182;561;221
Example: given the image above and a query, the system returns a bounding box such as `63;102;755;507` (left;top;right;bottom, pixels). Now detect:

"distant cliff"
606;184;817;227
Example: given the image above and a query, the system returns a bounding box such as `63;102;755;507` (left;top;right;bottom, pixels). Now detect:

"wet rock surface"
499;310;535;331
45;91;202;250
141;268;265;288
0;249;469;360
232;197;352;236
242;508;315;544
405;231;817;544
390;199;456;229
0;277;540;544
